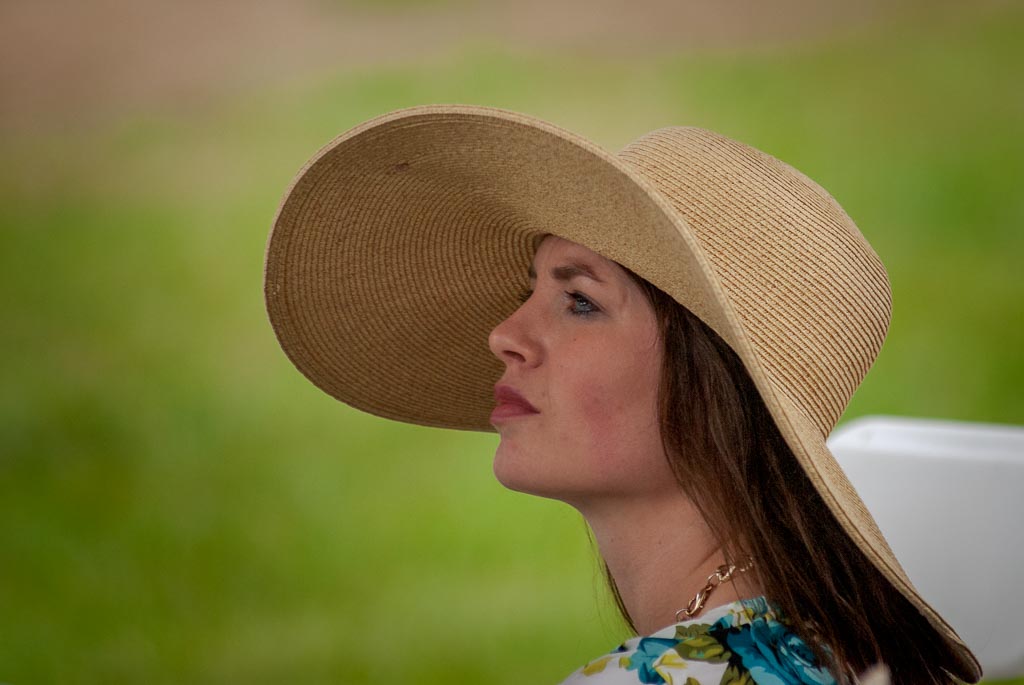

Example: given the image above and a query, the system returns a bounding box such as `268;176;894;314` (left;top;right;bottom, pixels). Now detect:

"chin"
492;442;530;493
493;441;559;499
493;444;591;509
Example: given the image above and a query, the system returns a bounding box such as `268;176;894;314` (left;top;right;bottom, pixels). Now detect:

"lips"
491;384;540;424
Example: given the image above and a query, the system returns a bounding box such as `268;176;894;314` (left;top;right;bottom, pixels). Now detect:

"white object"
829;416;1024;679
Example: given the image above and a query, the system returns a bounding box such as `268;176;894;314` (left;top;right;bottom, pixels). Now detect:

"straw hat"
263;104;980;681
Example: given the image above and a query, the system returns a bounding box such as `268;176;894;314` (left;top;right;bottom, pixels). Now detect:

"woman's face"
487;236;678;510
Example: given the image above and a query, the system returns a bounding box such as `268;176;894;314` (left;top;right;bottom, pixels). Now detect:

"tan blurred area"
0;0;1010;134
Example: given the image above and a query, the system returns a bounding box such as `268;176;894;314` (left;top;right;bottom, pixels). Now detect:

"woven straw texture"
264;104;980;682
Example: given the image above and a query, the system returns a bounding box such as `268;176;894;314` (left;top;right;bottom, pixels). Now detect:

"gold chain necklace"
675;556;755;621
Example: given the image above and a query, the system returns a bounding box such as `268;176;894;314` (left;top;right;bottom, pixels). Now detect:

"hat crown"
618;127;892;436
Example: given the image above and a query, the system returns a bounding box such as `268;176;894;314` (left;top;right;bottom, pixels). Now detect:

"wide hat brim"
264;104;980;681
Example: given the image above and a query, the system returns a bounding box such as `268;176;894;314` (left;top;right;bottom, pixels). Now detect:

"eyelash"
568;292;600;316
516;289;600;317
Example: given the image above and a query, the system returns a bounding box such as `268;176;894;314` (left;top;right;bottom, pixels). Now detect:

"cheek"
560;342;664;457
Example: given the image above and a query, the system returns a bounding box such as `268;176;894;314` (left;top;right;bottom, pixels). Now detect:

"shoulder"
557;597;837;685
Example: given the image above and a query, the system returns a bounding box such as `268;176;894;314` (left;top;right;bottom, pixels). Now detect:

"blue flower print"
624;637;681;684
719;618;835;685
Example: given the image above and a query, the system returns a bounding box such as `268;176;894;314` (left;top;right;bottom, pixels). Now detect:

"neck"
576;492;761;635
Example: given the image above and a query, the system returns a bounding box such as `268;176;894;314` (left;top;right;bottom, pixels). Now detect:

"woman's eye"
568;292;599;316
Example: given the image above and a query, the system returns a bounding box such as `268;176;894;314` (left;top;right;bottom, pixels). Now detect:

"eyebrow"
528;260;606;284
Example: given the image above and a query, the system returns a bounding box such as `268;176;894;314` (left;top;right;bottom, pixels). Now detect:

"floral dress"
558;597;835;685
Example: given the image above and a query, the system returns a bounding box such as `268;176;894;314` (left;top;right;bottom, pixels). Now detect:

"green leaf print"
672;624;730;663
718;663;755;685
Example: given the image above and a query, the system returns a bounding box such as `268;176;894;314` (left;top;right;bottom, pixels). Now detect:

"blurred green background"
1;1;1021;683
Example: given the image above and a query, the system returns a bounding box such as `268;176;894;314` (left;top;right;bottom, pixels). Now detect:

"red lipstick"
491;384;540;424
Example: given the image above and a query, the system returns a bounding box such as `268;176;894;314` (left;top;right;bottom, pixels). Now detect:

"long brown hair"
604;269;964;684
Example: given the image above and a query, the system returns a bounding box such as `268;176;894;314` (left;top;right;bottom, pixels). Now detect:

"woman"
264;105;981;684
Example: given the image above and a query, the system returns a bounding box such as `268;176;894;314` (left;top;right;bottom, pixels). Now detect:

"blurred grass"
1;5;1022;684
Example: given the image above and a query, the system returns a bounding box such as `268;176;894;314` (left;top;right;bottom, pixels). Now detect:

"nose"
488;299;541;368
